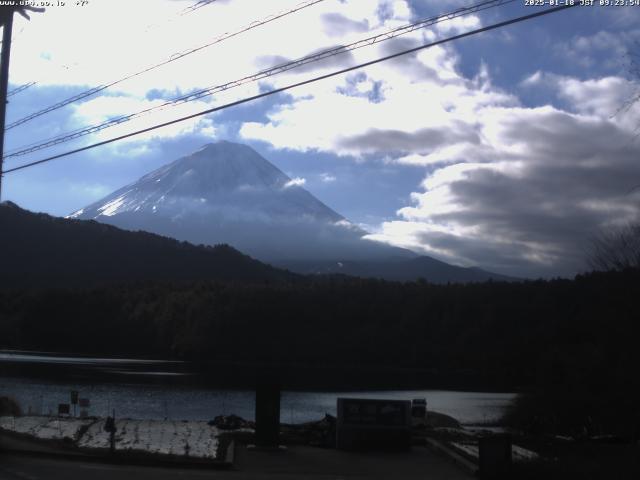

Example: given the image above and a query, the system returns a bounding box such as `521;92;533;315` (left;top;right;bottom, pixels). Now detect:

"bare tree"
589;223;640;271
589;47;640;272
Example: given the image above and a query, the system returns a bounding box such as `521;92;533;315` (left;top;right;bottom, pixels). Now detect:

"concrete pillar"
255;384;280;447
478;434;512;479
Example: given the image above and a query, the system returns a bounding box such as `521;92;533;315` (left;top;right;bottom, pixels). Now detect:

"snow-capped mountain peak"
69;141;343;225
68;141;388;261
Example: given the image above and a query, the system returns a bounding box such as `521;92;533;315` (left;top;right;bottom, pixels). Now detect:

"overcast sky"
2;0;640;278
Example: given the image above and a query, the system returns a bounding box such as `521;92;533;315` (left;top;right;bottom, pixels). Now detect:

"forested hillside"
0;201;296;287
1;269;639;436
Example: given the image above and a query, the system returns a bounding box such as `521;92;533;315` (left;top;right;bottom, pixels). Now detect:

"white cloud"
557;29;640;70
371;103;640;277
70;94;218;145
69;183;111;198
9;0;397;94
520;70;640;134
237;3;640;277
10;0;640;277
434;14;480;35
10;0;436;156
520;70;543;87
320;173;337;182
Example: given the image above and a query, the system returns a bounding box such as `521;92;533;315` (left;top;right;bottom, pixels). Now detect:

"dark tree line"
1;269;639;436
0;201;296;289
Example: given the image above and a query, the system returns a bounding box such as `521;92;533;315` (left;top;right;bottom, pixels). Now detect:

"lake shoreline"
0;357;519;394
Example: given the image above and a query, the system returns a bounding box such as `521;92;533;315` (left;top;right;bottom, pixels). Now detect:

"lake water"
0;351;516;425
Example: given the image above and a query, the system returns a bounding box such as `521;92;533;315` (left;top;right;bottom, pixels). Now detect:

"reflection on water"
0;350;515;425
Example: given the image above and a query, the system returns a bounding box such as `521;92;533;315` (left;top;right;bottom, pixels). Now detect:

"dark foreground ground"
508;439;640;480
0;444;471;480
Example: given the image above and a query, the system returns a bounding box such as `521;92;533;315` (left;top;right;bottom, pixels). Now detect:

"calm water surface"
0;377;514;425
0;351;515;425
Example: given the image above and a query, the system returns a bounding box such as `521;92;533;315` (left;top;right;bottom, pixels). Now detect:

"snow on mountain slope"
71;141;342;223
69;141;402;262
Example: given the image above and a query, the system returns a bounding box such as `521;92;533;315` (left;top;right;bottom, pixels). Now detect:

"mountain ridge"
0;200;296;288
70;141;346;226
69;141;409;263
68;141;516;283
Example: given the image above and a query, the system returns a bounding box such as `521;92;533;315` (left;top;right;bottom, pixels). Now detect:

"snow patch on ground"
451;441;539;463
451;442;479;459
0;416;91;441
78;419;219;458
512;445;539;461
1;417;220;459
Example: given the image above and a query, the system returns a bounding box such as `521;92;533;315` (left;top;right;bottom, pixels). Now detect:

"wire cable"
7;81;35;97
3;0;516;160
178;0;219;16
7;0;221;98
1;4;578;175
4;0;326;131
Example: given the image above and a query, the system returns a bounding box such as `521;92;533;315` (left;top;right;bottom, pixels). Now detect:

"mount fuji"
69;141;512;283
69;141;405;262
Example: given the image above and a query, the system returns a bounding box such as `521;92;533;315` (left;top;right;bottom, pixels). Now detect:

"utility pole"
0;9;14;201
0;4;44;200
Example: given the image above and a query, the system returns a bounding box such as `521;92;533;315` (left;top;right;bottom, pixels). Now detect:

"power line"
142;0;219;32
7;61;81;98
3;0;516;160
5;0;220;99
4;26;33;98
4;0;326;131
179;0;219;16
1;4;578;176
6;80;34;97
